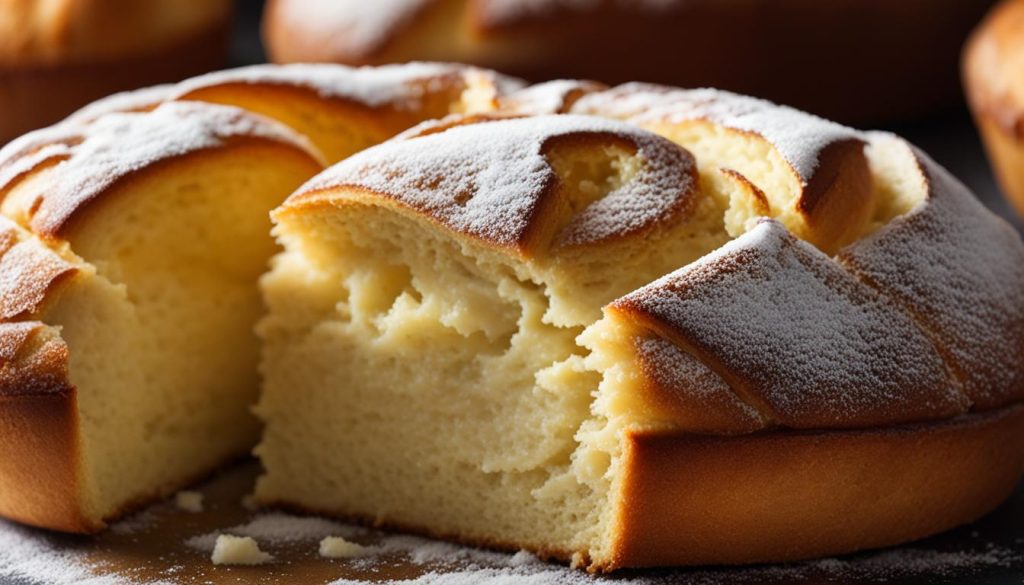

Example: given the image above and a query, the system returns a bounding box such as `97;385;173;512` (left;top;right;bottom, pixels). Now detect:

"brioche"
0;63;514;532
964;0;1024;217
0;65;1021;571
262;0;995;123
0;0;232;144
257;86;1024;569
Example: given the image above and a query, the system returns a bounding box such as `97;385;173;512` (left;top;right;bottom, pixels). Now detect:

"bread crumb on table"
211;534;274;566
319;536;370;559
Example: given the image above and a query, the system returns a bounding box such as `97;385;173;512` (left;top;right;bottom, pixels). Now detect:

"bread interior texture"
10;144;319;524
256;125;925;563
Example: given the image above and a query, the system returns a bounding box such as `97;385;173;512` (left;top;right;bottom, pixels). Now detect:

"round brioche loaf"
261;83;1024;569
964;0;1024;218
262;0;995;123
0;0;233;144
0;64;1020;571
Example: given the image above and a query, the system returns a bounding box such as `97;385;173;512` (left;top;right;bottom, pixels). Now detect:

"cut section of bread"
0;103;324;532
256;92;1024;569
964;0;1024;217
0;62;522;534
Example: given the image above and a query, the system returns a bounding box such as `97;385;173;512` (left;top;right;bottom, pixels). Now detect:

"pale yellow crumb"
211;534;274;566
319;536;370;559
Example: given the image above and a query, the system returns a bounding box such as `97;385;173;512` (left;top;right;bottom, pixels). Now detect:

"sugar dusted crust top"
288;114;700;254
173;62;524;113
0;102;322;237
570;83;862;186
613;219;968;431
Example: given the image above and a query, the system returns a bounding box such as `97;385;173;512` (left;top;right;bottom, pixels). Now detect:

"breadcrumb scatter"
210;535;273;566
320;536;370;559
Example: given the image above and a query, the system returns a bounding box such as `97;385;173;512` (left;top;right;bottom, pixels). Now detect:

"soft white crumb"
211;535;274;566
174;491;204;513
319;536;370;559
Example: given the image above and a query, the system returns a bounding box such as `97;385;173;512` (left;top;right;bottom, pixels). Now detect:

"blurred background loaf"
0;0;232;143
964;0;1024;217
262;0;996;125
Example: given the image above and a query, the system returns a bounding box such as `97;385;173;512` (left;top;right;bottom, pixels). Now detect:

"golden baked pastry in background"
262;0;995;124
964;0;1024;217
0;0;233;144
0;63;1021;571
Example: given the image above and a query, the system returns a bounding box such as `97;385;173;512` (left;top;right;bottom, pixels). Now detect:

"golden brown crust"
604;404;1024;570
0;320;90;532
797;138;875;252
261;405;1024;570
964;0;1024;216
0;8;229;143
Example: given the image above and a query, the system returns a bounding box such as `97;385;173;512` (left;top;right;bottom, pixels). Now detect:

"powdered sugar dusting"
617;219;968;428
1;491;1020;584
572;84;861;181
840;147;1024;409
0;219;77;321
0;520;128;585
175;62;497;111
634;336;764;431
185;512;363;552
298;114;696;249
328;544;1022;584
0;102;319;235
